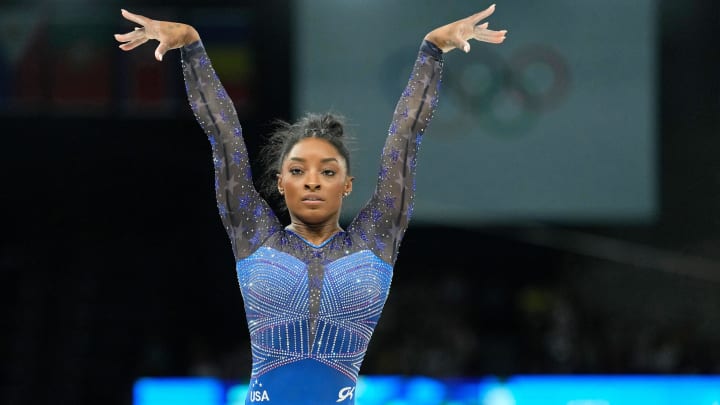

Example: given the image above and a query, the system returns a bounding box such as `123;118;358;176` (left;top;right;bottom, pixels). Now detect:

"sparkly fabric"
181;39;443;405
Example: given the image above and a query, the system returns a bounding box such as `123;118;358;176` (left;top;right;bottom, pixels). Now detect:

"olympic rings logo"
380;44;571;137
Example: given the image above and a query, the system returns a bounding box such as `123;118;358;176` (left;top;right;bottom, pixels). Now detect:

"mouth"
301;195;324;204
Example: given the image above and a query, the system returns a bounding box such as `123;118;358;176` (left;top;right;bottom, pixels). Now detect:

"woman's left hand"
424;4;507;53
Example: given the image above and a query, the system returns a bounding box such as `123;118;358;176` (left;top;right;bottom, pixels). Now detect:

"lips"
301;194;324;202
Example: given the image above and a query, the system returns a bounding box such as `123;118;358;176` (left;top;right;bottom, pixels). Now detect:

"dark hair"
259;112;353;212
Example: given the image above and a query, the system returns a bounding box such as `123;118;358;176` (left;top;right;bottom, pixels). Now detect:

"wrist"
183;24;200;46
424;32;452;53
421;39;443;60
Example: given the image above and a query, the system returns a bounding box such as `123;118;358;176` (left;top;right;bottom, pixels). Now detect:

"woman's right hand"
114;9;200;61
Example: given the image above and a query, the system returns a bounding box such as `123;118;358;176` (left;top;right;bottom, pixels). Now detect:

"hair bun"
320;113;344;138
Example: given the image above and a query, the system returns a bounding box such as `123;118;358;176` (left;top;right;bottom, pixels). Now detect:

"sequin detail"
238;241;392;381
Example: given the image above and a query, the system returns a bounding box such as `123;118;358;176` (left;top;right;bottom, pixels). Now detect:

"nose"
305;182;320;192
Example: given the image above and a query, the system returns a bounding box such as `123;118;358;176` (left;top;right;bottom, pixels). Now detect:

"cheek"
281;177;303;193
330;178;349;193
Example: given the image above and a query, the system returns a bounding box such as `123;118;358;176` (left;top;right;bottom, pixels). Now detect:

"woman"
116;5;506;404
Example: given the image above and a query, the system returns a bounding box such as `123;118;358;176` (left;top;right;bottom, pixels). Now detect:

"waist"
246;359;357;404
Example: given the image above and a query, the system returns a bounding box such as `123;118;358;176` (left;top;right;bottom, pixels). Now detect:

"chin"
293;210;337;225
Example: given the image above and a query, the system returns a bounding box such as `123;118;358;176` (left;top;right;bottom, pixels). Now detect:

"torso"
237;230;393;404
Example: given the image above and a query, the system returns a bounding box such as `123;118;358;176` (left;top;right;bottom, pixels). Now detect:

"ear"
277;173;284;194
344;176;354;195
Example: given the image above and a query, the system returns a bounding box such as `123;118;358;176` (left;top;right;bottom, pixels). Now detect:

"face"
277;137;353;226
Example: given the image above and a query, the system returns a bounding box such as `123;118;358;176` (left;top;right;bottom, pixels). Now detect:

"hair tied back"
305;128;332;137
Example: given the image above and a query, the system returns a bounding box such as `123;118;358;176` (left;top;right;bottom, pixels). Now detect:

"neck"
286;221;342;246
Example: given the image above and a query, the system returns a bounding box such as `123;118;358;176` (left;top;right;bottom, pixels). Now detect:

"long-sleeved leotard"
181;39;442;405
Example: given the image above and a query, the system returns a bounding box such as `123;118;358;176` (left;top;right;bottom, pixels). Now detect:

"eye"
322;169;336;176
289;168;303;175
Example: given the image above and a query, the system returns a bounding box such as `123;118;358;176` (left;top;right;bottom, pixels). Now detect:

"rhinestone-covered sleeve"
181;41;280;260
349;40;443;265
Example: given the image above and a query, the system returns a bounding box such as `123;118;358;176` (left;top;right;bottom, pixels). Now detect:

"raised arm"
349;4;507;265
115;10;281;260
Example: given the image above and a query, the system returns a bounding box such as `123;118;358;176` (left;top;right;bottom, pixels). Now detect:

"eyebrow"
288;157;340;164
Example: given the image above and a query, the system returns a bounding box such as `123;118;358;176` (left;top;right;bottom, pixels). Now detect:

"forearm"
378;39;443;221
180;41;243;147
384;40;443;153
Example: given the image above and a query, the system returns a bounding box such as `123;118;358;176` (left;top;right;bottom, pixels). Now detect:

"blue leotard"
181;39;443;405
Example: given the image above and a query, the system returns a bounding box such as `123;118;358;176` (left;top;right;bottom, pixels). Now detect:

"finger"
155;43;169;61
480;35;506;44
474;24;506;38
454;35;471;53
469;3;496;25
113;28;145;43
474;25;505;37
474;31;507;44
474;31;507;42
121;9;151;27
478;28;507;38
118;36;150;51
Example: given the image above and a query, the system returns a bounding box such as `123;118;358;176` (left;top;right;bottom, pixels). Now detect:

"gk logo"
336;386;355;402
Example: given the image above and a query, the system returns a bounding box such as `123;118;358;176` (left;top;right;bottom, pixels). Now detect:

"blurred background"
1;0;719;404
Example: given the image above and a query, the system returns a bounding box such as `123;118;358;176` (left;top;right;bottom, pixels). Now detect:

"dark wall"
1;1;719;404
